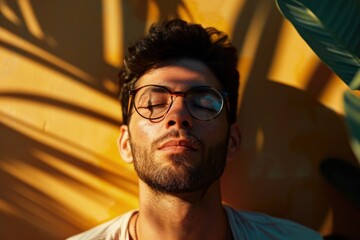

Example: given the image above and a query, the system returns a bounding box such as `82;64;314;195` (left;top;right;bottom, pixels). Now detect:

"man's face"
127;59;231;194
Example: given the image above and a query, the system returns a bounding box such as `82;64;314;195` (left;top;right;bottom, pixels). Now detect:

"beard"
130;129;229;194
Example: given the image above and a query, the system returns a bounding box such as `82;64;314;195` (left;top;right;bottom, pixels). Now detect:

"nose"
165;96;192;129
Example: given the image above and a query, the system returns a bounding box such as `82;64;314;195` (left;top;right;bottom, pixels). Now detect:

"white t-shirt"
67;205;322;240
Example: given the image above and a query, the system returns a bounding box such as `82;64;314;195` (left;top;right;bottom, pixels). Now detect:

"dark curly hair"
118;19;240;124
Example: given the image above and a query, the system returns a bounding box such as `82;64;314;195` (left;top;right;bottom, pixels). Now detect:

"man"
68;19;322;240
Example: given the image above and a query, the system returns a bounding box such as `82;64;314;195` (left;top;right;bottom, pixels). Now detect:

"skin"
118;59;241;240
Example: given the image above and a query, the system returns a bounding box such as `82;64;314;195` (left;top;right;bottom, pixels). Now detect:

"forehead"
136;59;222;90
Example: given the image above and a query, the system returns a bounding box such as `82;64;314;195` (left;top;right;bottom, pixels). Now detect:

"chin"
143;166;220;195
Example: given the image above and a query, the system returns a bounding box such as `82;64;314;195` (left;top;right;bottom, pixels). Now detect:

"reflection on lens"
187;88;223;120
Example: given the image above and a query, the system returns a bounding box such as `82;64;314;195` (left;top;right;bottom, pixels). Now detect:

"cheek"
200;113;229;135
196;122;229;145
129;118;159;144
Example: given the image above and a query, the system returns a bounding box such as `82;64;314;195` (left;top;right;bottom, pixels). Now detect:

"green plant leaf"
275;0;360;90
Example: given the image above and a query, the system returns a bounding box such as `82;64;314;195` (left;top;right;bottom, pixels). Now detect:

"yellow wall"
0;0;358;239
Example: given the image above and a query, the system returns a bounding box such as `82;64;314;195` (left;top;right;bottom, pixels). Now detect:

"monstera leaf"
276;0;360;89
275;0;360;163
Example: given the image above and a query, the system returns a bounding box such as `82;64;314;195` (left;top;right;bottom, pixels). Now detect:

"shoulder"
66;210;137;240
224;205;322;240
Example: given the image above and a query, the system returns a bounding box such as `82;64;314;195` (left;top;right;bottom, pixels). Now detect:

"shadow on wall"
0;0;359;239
0;119;136;237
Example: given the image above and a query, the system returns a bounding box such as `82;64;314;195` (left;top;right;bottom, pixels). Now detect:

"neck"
134;180;228;240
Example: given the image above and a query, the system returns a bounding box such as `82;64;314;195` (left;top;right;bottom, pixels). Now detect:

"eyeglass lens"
133;85;224;121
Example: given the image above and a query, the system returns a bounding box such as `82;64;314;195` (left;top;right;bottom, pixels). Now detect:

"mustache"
152;129;203;147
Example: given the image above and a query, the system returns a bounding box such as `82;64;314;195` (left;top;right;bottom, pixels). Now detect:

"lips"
158;139;197;151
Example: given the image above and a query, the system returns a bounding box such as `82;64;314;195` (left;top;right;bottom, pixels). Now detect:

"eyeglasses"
128;84;228;121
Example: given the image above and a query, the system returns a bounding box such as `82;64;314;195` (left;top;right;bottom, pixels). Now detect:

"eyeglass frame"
126;84;229;122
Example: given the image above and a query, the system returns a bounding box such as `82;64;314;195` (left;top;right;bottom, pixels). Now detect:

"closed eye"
137;103;168;110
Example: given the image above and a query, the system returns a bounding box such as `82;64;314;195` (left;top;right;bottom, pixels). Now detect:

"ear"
227;122;241;161
118;125;133;163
